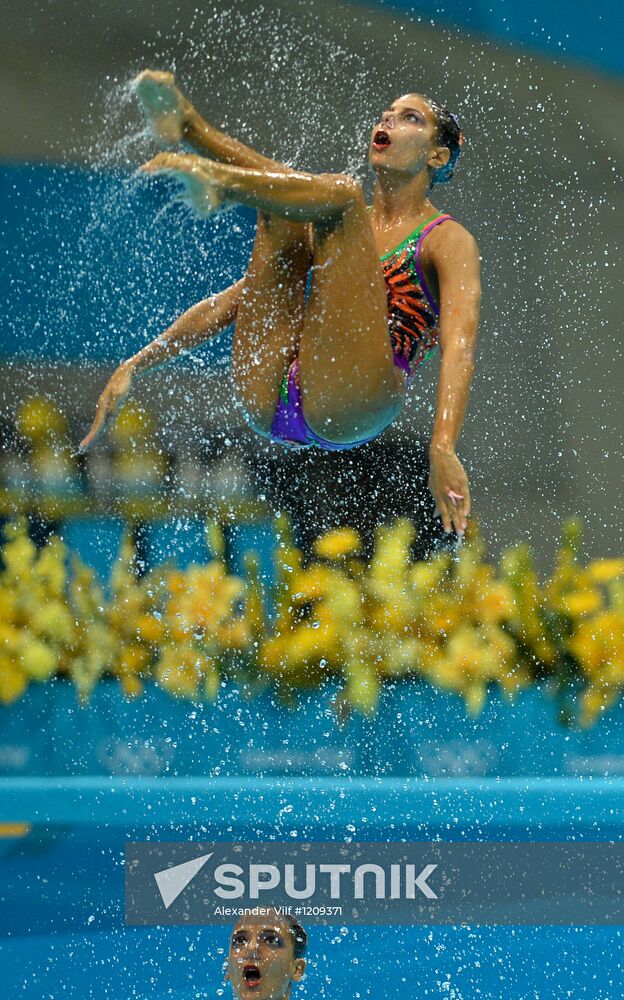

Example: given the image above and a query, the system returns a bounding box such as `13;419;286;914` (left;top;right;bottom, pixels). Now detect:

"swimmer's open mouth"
242;964;261;989
372;129;391;150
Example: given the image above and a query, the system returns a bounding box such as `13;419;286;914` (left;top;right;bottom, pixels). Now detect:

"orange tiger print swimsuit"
381;210;454;380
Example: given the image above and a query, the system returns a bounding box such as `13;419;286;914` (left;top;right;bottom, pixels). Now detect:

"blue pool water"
1;777;622;998
4;921;620;998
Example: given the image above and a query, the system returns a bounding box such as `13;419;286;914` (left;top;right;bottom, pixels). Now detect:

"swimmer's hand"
428;445;471;537
77;363;134;454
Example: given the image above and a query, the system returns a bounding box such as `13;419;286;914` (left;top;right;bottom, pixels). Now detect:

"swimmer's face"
225;915;306;999
369;94;450;176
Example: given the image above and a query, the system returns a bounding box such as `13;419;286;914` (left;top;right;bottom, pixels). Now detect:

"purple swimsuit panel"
269;357;379;451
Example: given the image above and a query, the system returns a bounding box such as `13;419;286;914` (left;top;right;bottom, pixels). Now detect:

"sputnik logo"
154;852;213;909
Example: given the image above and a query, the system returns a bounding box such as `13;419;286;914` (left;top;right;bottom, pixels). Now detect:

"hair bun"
423;96;464;189
448;111;464;146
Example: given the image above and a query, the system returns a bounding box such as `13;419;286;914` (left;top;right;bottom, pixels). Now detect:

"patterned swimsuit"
269;209;454;450
382;210;453;380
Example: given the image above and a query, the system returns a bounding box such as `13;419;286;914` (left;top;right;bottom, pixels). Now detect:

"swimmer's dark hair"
422;97;464;188
282;913;308;959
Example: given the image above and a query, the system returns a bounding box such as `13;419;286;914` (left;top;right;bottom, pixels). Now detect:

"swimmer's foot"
139;152;227;216
132;69;189;146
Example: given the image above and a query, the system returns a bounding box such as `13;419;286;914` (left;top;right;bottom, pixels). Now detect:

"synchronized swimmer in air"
79;70;481;537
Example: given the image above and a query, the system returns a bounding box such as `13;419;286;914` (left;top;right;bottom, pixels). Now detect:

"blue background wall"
1;165;256;364
367;0;623;78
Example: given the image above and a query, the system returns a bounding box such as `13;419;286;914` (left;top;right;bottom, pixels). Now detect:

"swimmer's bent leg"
134;69;298;173
231;212;311;433
139;154;402;442
140;153;362;223
183;108;296;173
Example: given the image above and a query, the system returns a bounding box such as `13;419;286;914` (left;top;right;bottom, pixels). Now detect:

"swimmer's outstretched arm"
77;278;245;452
426;225;481;537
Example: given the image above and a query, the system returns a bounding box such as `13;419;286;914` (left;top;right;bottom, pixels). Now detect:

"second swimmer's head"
370;93;464;189
225;907;308;998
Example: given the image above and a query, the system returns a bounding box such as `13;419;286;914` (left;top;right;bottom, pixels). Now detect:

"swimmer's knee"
322;173;364;207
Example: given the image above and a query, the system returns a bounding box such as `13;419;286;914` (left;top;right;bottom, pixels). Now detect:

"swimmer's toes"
132;69;185;145
138;155;224;216
138;158;163;174
133;69;176;91
139;152;186;173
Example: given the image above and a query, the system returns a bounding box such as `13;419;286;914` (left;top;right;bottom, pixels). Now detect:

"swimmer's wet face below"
227;917;305;998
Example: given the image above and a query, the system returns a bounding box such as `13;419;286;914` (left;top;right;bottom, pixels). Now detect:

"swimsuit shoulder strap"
379;211;452;262
411;213;456;317
413;213;455;257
